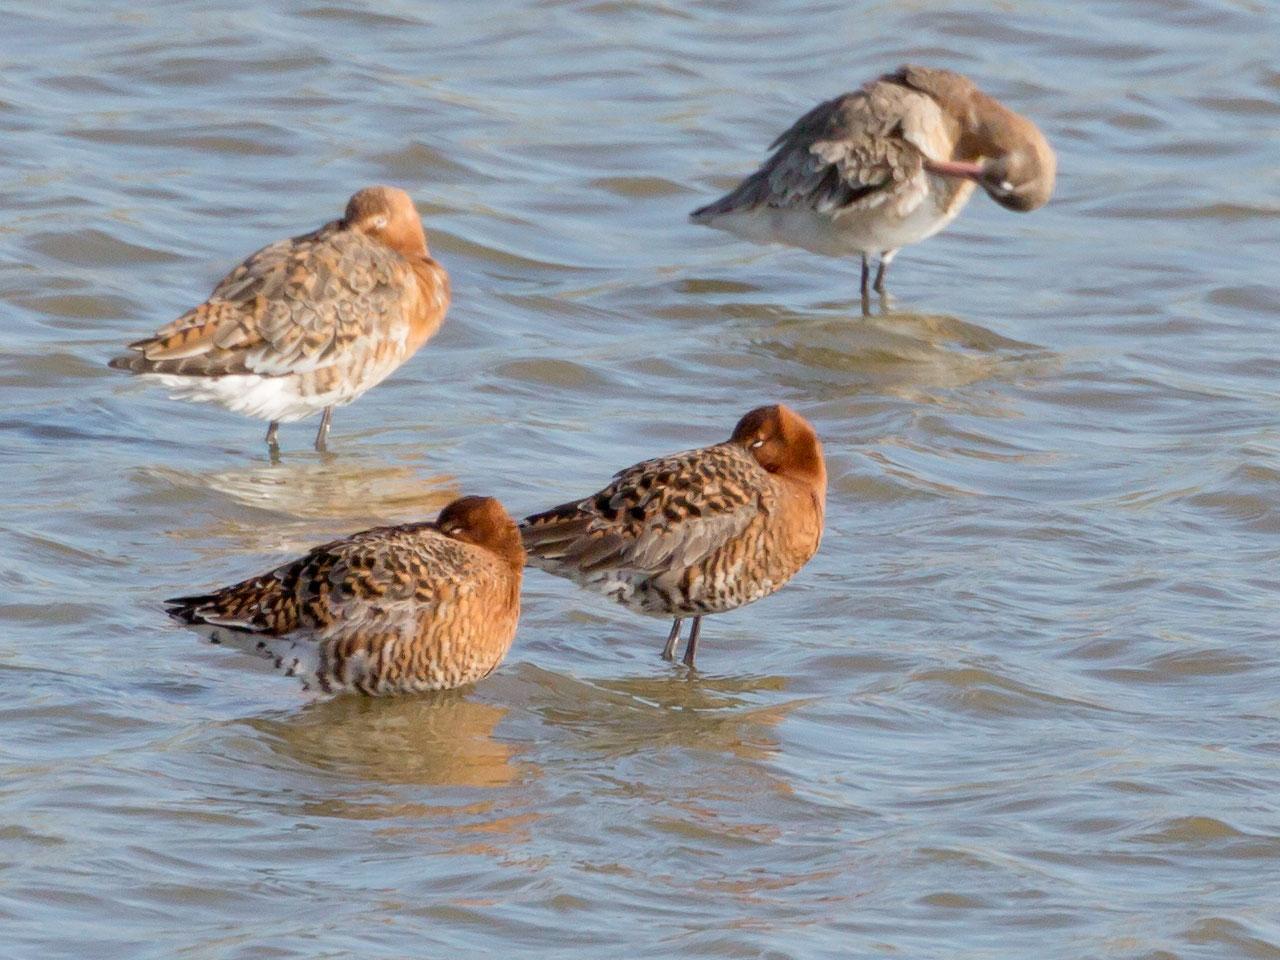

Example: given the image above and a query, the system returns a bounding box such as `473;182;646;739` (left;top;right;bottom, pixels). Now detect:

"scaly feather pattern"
166;496;523;696
110;185;450;448
692;78;953;222
521;405;826;667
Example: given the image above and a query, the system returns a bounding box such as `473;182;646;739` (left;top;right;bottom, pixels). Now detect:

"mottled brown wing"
691;83;929;219
521;444;767;576
166;524;472;637
111;223;416;377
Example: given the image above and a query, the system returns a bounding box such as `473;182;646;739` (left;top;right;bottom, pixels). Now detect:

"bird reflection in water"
143;456;460;559
247;691;522;789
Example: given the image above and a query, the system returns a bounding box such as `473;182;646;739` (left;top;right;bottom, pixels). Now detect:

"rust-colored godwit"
110;185;450;452
520;405;826;668
166;496;524;695
691;65;1055;302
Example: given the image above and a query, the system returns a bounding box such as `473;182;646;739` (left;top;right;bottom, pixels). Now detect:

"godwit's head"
971;120;1056;212
894;65;1056;213
437;496;526;569
730;404;826;490
344;185;430;257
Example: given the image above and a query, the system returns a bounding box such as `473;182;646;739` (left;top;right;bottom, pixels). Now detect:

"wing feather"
692;78;946;221
110;223;417;379
522;444;766;577
165;524;471;639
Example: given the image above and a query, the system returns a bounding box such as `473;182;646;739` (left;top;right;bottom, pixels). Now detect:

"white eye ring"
447;526;463;535
999;180;1014;192
751;439;765;449
373;214;389;229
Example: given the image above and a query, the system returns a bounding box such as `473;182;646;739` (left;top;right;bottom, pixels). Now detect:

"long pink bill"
923;158;985;180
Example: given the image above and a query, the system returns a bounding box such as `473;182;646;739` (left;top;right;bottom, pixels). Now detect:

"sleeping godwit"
521;405;826;668
110;185;450;452
691;65;1055;302
166;496;524;695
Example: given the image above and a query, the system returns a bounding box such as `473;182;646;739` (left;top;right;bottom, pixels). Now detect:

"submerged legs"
314;406;334;452
662;617;704;668
873;249;897;295
859;250;899;310
264;408;336;453
681;617;703;669
662;618;683;660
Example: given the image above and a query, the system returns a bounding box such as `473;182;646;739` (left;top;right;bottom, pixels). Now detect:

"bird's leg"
662;618;683;660
859;254;872;316
265;420;280;450
873;249;898;296
314;407;334;452
681;616;703;669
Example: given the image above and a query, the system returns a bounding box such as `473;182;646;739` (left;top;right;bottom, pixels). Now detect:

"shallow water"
3;0;1279;957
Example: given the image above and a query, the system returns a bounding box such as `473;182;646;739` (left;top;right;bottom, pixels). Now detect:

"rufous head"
344;185;430;257
894;65;1056;213
730;404;826;488
437;496;525;569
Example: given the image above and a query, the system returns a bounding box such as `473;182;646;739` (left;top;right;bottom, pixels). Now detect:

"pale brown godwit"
110;185;450;452
691;65;1055;302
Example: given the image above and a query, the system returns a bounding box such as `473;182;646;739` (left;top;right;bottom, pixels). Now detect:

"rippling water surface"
3;1;1279;956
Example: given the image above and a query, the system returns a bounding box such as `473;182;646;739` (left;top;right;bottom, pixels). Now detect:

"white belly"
140;351;407;423
703;175;975;259
195;623;324;690
142;372;331;422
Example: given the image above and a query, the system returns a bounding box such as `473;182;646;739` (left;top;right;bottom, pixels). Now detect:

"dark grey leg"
314;407;334;452
662;618;683;660
265;421;280;449
873;249;898;296
681;617;703;668
860;254;871;300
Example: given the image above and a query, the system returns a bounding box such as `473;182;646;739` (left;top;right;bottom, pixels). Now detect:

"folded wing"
111;225;417;379
522;444;766;577
165;524;470;640
692;80;941;221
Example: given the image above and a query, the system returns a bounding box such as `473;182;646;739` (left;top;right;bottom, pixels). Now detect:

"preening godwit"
521;405;826;668
166;496;524;695
691;65;1055;302
110;185;450;452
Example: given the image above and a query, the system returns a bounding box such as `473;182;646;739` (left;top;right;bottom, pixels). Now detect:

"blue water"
2;1;1278;957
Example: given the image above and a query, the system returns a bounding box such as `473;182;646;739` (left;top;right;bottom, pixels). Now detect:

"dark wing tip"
163;593;216;623
108;353;139;372
519;501;593;558
691;193;741;223
109;337;159;371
